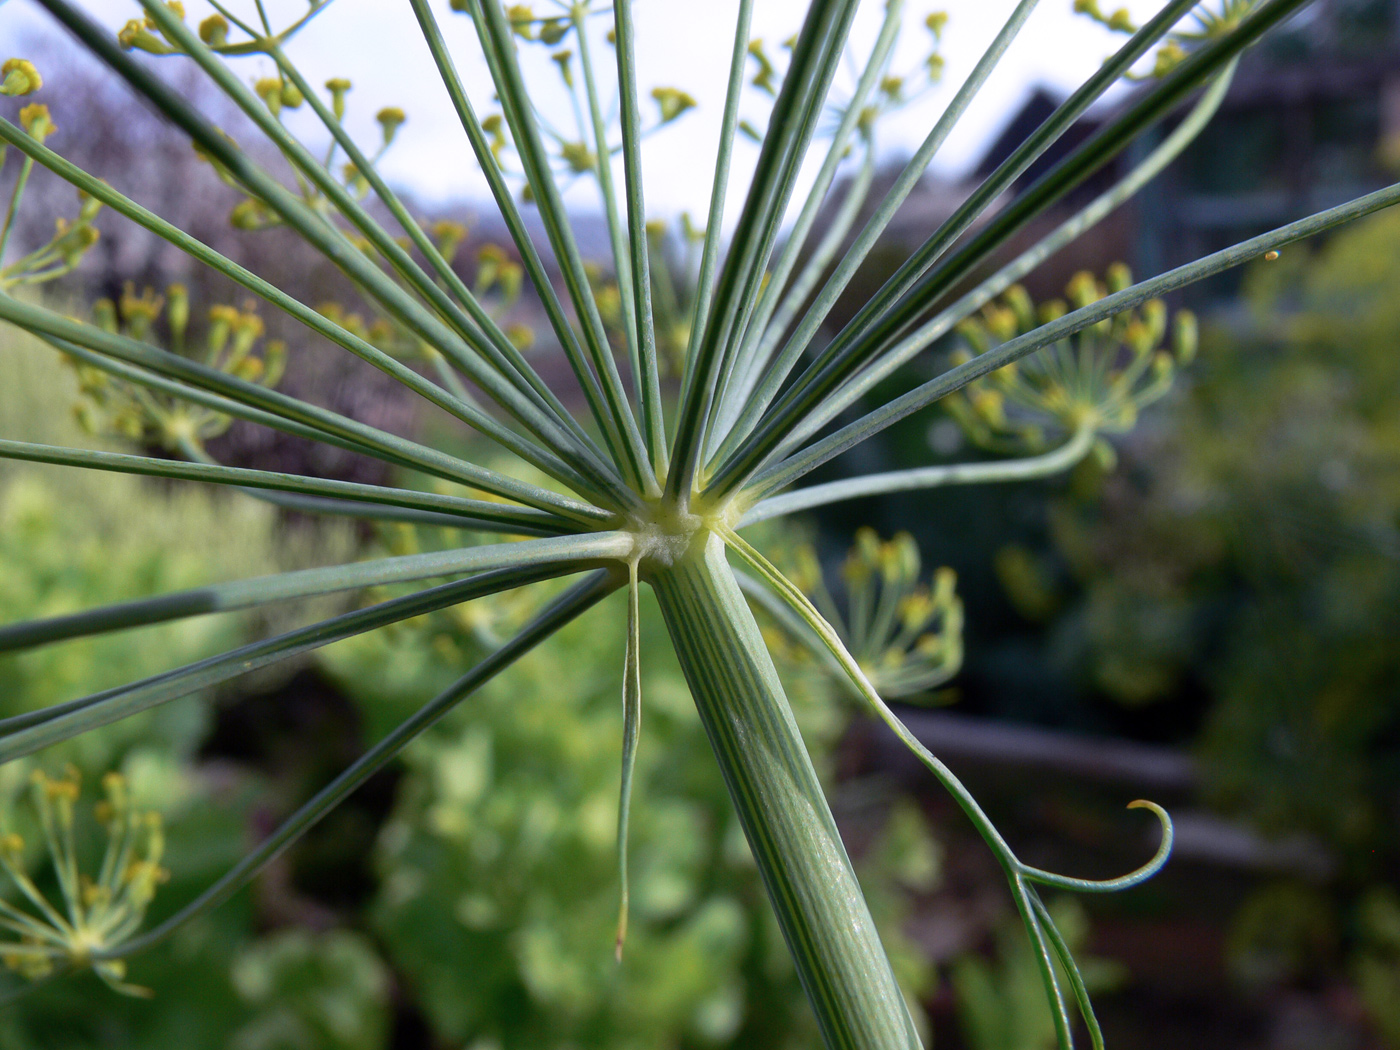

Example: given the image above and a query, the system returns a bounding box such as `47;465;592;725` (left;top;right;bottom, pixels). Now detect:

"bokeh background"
1;0;1398;1047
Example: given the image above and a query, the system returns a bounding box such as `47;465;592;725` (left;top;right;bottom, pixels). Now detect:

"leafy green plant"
0;0;1394;1045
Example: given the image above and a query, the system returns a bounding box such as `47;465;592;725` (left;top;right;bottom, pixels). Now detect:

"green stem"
707;0;903;451
96;569;618;962
611;0;667;468
741;425;1095;522
0;293;604;523
782;60;1238;448
649;533;921;1050
0;561;578;760
754;175;1400;497
0;531;633;652
0;155;33;264
0;439;573;536
406;0;636;477
667;0;861;504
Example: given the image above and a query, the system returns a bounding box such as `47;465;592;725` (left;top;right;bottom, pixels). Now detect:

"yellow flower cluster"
71;286;286;451
775;529;963;701
0;769;166;996
946;265;1197;461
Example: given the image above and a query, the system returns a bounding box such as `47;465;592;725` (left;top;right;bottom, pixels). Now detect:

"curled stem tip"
1020;799;1174;894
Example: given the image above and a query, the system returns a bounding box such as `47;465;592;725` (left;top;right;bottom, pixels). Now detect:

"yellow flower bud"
1173;310;1198;365
325;77;352;121
651;86;696;124
18;103;53;141
539;18;569;45
1;58;42;96
506;5;536;39
551;49;574;88
560;141;594;174
376;106;406;146
198;14;229;46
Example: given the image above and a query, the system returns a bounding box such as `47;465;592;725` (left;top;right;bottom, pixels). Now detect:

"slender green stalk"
611;0;667;467
707;0;1290;500
138;1;629;507
468;0;655;496
682;0;754;387
40;0;628;511
649;533;921;1049
668;0;861;505
724;529;1172;1043
0;531;632;652
0;114;579;481
0;439;574;535
174;435;495;529
615;558;642;960
266;47;613;473
0;293;607;522
783;61;1239;448
709;0;1043;465
31;334;515;528
707;0;903;448
407;0;639;476
572;9;643;418
753;176;1400;499
740;426;1094;525
0;155;32;264
714;143;877;447
93;569;618;962
0;562;578;758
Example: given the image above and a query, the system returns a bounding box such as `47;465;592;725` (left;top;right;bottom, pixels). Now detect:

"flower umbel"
791;530;963;700
947;266;1197;463
0;769;167;996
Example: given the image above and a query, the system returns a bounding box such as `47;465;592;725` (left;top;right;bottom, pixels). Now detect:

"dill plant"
0;0;1395;1046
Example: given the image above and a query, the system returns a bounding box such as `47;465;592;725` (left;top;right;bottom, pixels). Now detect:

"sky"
4;0;1174;228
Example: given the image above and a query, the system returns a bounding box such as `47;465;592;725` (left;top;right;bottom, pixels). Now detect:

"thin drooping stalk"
650;534;921;1050
615;559;642;960
92;569;617;963
723;529;1172;1043
739;425;1094;525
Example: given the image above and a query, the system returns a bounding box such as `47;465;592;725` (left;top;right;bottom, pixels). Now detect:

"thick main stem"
649;533;921;1050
